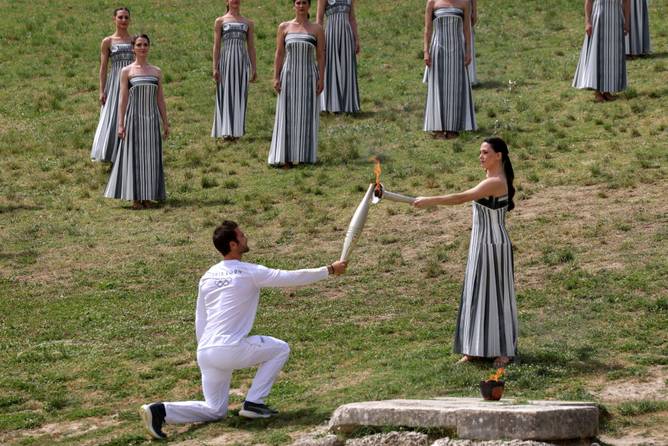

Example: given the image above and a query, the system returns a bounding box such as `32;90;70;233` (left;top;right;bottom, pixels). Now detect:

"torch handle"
340;184;375;262
382;190;416;204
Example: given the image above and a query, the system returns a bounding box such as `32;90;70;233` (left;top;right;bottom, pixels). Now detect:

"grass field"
0;0;667;445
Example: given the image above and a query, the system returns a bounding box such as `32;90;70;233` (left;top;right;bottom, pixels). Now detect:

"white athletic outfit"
163;259;329;423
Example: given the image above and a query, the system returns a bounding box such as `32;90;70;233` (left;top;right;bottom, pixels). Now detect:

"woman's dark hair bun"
483;137;515;211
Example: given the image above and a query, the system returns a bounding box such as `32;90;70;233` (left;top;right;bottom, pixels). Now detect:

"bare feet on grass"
456;355;475;364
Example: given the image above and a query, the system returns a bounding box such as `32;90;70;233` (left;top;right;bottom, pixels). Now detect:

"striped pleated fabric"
625;0;651;55
212;22;251;138
468;28;478;86
423;7;476;132
268;33;319;166
454;196;518;358
320;0;360;113
573;0;627;93
105;76;165;201
91;43;133;162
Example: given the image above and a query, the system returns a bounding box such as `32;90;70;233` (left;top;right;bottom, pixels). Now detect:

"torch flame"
488;368;505;381
372;157;382;193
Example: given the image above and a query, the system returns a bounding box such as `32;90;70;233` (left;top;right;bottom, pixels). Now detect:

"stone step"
328;398;599;442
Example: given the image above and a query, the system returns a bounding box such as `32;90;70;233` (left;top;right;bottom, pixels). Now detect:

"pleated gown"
91;43;133;162
625;0;651;56
212;22;251;138
454;195;518;358
423;7;476;133
573;0;627;93
105;76;165;201
268;33;319;166
320;0;360;113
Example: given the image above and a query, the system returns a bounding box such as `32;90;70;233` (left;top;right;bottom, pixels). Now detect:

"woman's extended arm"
413;178;507;208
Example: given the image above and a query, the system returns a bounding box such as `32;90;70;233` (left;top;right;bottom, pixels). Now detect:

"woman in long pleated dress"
467;0;478;86
316;0;360;113
573;0;630;102
423;0;476;140
268;0;325;166
105;34;170;210
414;137;518;368
91;7;134;162
625;0;650;57
211;0;257;140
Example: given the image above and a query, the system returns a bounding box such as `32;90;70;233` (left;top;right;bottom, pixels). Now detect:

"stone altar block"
328;398;599;442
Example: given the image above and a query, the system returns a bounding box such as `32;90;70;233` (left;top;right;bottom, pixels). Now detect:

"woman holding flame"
414;137;517;368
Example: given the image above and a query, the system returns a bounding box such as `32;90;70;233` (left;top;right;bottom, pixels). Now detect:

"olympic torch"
339;183;375;262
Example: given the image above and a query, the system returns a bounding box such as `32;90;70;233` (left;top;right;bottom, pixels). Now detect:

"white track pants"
163;335;290;423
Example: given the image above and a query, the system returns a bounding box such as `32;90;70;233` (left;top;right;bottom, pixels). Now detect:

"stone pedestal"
328;398;599;442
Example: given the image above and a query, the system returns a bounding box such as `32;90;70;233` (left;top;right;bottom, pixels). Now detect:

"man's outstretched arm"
252;261;347;288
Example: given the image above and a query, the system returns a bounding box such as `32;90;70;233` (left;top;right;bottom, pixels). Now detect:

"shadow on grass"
165;196;235;209
175;407;332;438
473;80;505;90
0;204;42;213
239;134;273;144
516;347;617;374
348;111;377;119
646;51;668;60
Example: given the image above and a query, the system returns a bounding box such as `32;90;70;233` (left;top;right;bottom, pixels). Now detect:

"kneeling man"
140;220;347;439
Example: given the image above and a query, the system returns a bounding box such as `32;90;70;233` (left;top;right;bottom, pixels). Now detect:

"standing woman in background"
625;0;650;57
316;0;360;113
467;0;478;86
91;7;134;162
211;0;257;141
423;0;477;140
413;137;518;368
268;0;325;166
573;0;630;102
105;35;169;210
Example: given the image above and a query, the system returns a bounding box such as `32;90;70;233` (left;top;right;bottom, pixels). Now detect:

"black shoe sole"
140;405;166;439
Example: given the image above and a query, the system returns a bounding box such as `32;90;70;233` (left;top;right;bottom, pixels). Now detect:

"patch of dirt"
0;415;121;443
511;183;667;289
591;366;668;446
171;430;254;446
600;428;668;446
593;366;668;402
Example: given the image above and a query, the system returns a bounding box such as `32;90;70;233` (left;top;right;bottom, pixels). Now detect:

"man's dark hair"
213;220;239;255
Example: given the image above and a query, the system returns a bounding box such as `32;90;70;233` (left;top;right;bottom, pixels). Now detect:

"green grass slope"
0;1;666;445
